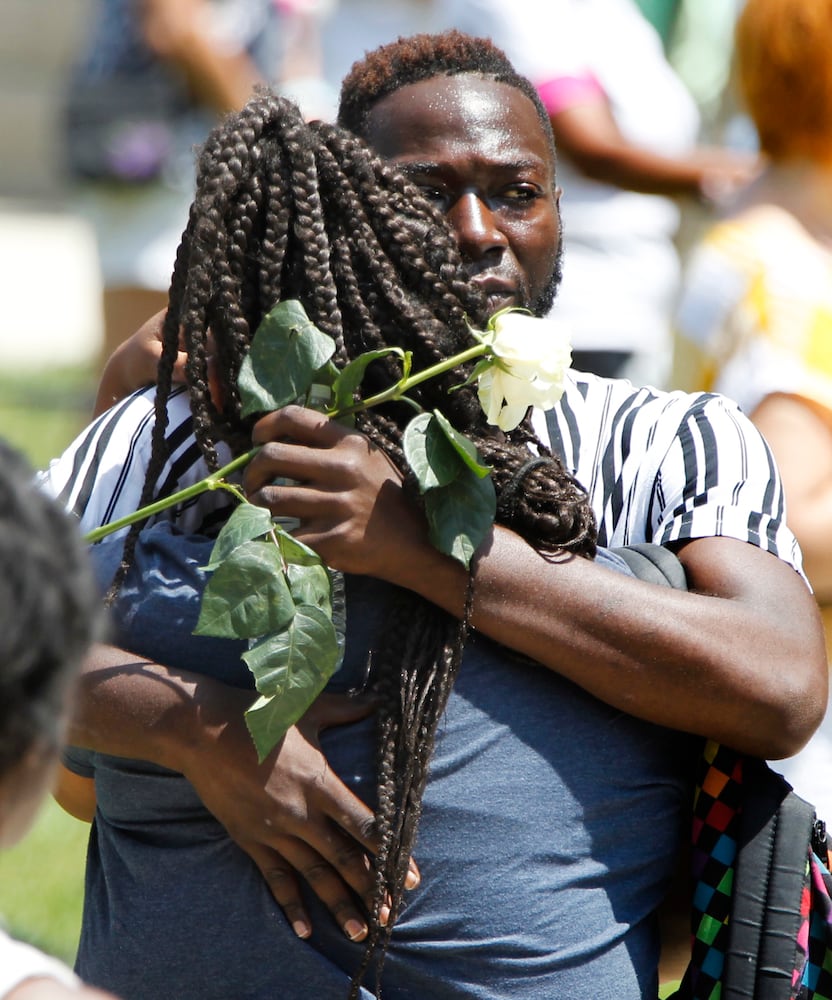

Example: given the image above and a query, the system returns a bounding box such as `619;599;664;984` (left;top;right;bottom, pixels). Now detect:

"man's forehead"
364;74;554;171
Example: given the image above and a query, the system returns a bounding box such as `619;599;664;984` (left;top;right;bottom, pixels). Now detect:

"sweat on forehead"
337;29;556;161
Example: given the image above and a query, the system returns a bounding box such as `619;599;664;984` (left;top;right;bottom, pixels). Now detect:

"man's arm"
66;643;397;942
418;528;825;759
244;405;827;760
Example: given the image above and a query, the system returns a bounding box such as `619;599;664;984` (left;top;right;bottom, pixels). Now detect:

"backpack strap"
611;542;688;591
725;760;815;999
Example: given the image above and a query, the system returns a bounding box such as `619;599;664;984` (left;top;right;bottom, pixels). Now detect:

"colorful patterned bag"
669;741;832;1000
612;543;832;998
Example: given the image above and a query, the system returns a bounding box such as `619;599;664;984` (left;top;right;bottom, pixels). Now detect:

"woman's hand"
180;683;400;941
93;310;224;417
244;406;431;579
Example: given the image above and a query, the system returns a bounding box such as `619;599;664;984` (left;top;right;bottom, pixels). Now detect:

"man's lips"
470;276;517;312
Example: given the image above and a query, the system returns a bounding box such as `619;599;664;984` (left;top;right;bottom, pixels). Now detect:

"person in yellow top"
674;0;832;812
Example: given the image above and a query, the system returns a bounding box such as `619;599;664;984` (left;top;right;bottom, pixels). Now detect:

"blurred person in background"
662;0;746;133
259;0;758;390
0;440;110;999
272;0;482;122
61;0;281;381
674;0;832;816
464;0;758;388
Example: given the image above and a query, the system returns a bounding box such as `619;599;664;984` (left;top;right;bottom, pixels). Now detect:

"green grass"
0;363;97;964
0;800;91;963
0;364;96;469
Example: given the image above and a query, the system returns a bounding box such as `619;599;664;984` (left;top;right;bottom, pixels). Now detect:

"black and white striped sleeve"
652;392;804;572
539;374;804;575
38;386;215;539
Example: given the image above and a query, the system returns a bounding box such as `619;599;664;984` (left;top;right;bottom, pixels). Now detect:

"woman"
674;0;832;820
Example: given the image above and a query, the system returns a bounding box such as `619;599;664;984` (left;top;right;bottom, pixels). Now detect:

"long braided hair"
115;89;596;996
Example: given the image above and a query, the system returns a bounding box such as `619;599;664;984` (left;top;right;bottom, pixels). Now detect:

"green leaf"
286;562;332;614
204;503;274;570
424;468;497;568
310;359;340;391
451;357;493;393
331;347;407;414
275;531;323;567
242;604;341;759
403;413;462;492
245;676;325;762
238;300;337;417
432;410;491;478
194;541;295;638
243;604;339;696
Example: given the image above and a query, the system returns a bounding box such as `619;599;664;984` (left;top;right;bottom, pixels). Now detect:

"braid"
114;90;595;997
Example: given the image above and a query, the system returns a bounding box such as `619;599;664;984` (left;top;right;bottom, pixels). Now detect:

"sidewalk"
0;200;102;369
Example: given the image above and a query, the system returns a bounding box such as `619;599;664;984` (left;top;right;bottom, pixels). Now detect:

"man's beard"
530;233;563;318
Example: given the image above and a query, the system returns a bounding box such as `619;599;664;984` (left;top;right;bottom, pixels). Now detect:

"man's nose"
446;192;508;262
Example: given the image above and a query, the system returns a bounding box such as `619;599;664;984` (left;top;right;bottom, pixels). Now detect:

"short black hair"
338;29;557;167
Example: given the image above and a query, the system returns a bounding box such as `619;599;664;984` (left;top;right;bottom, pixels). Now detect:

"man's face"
365;74;562;317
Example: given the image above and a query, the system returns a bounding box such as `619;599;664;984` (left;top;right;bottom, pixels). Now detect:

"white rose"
476;311;572;431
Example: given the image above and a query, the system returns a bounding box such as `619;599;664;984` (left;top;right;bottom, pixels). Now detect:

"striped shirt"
41;370;803;573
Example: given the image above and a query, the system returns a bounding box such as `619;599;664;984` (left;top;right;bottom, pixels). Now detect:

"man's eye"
502;184;539;202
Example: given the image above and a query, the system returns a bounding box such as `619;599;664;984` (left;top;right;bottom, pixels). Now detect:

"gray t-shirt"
67;524;696;999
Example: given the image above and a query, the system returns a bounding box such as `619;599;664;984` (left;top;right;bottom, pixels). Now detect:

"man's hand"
93;310;184;418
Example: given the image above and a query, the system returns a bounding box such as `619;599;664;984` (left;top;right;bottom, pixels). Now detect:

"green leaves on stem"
192;300;495;758
194;502;341;760
84;299;572;759
403;410;495;568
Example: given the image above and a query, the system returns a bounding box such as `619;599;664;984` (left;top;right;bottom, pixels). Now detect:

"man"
45;30;826;999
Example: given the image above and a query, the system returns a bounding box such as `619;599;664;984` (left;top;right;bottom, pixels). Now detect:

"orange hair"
736;0;832;162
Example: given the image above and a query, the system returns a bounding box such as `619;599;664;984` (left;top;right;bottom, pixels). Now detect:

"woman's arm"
752;392;832;603
93;311;184;417
52;766;96;824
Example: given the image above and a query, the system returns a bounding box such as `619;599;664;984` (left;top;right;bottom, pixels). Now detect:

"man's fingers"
309;776;380;857
306;818;378;900
245;836;374;943
251;404;344;446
